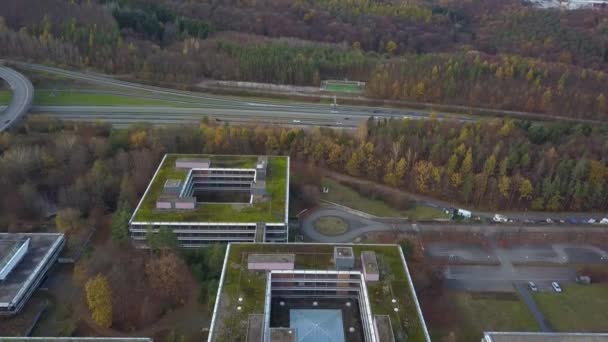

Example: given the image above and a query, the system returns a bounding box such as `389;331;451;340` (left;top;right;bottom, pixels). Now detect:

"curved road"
0;66;34;131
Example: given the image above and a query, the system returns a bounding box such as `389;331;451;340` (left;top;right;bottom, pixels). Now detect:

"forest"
1;0;607;119
1;117;607;233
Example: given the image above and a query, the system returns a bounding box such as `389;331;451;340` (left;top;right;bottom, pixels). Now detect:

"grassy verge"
403;205;449;220
533;284;608;332
438;292;538;341
33;90;186;107
0;90;11;105
321;178;449;220
321;178;405;216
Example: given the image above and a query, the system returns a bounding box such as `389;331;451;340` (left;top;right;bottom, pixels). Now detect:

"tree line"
1;0;607;120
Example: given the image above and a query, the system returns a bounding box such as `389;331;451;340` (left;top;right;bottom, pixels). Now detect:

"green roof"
212;243;428;342
131;154;288;223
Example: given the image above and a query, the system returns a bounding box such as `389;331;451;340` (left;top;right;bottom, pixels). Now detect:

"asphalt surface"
11;61;477;127
0;66;34;131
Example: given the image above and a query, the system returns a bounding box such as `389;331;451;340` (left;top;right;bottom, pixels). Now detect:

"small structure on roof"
269;327;297;342
334;246;355;270
361;251;379;282
247;254;295;271
175;157;211;169
374;315;396;342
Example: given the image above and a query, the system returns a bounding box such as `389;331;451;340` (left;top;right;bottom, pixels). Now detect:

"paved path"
514;282;553;332
0;66;34;131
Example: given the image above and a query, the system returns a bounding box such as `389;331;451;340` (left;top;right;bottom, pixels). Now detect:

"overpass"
0;66;34;132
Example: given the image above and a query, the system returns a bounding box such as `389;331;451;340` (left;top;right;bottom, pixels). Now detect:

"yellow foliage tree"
85;274;113;328
385;40;398;54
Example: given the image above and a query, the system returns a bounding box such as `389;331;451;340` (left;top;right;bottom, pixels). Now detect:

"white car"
292;119;301;123
528;281;538;292
493;214;508;223
551;281;562;293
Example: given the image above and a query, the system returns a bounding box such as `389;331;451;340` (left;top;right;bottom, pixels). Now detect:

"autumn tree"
85;274;113;328
145;252;193;302
55;208;83;234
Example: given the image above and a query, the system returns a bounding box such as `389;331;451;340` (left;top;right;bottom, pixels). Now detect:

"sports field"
322;80;365;93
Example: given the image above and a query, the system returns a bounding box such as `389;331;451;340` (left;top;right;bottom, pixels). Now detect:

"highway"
29;104;457;128
0;66;34;131
11;62;476;127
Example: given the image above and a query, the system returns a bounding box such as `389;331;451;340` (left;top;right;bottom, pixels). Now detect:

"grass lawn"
0;90;11;105
404;205;449;220
0;89;189;107
444;292;538;341
313;216;349;236
533;284;608;332
321;178;449;220
321;178;404;216
33;90;186;107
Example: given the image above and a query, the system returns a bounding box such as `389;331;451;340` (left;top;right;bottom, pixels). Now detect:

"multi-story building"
208;243;431;342
129;154;290;247
0;233;65;316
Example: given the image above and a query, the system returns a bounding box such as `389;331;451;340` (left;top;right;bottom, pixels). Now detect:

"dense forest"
1;117;607;234
0;0;607;119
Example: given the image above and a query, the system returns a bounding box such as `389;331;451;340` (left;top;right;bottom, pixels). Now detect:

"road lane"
0;66;34;131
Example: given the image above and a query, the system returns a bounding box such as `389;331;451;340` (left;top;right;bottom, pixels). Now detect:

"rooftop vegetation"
212;243;427;342
132;154;287;223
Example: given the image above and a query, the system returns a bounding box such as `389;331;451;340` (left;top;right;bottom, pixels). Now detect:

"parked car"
576;275;591;285
528;281;538;292
493;214;508;223
551;281;562;293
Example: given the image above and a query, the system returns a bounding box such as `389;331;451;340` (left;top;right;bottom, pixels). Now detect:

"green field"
323;80;365;93
0;90;11;105
0;89;188;107
321;178;449;220
434;292;538;341
34;90;185;106
534;284;608;332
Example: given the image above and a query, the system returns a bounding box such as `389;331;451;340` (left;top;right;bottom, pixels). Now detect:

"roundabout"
313;216;350;236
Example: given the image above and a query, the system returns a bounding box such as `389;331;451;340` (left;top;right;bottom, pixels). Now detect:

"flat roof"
248;254;295;264
0;339;153;342
209;243;429;342
0;233;64;307
0;238;27;269
335;246;354;258
131;154;288;223
484;332;608;342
